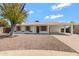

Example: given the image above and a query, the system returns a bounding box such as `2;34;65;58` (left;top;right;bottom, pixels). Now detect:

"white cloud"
51;3;72;10
28;10;34;15
45;16;49;19
50;14;64;19
45;14;64;19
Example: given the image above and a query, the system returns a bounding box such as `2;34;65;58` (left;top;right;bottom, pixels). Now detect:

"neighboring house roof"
16;22;79;26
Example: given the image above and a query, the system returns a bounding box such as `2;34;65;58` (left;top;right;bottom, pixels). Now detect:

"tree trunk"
9;23;16;37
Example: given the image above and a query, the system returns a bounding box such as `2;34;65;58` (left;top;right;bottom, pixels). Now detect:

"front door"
36;26;39;34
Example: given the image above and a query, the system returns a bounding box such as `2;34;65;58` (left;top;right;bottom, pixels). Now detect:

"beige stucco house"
14;22;79;34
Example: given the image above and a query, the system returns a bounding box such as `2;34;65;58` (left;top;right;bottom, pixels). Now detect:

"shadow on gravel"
0;35;18;39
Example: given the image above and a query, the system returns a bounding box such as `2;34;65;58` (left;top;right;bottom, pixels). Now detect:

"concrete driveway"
53;34;79;54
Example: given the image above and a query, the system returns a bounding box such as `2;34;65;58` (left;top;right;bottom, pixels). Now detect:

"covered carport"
48;22;76;35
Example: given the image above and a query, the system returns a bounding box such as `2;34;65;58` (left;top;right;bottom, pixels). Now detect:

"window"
17;26;21;31
40;26;47;31
25;26;30;31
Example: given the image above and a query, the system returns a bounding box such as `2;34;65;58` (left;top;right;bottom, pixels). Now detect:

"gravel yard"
0;34;78;55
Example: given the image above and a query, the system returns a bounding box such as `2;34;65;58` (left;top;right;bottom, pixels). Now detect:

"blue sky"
25;3;79;23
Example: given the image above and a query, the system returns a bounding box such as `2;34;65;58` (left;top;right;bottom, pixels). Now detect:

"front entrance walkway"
53;34;79;54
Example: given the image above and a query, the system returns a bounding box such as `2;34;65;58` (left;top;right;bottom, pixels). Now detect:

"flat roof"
16;22;79;26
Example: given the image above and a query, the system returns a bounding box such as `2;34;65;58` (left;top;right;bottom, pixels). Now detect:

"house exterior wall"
14;24;77;34
2;22;78;34
15;25;49;34
39;31;48;34
21;26;26;31
39;26;49;34
15;26;33;34
50;26;61;34
73;25;79;34
14;25;64;34
31;26;36;33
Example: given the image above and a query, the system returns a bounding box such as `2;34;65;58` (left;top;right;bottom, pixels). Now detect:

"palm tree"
0;3;27;37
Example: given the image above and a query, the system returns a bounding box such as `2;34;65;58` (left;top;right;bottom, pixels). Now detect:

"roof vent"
35;20;39;22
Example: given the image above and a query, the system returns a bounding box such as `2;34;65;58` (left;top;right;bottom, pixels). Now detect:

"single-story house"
14;22;79;34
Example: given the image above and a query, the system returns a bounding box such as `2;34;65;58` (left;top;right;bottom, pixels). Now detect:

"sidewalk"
0;50;78;56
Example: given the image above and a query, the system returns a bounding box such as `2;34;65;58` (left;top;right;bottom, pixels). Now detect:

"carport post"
70;24;74;35
48;25;50;35
64;26;66;34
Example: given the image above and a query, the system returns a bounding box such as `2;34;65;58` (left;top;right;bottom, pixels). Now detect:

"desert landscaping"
0;33;79;56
